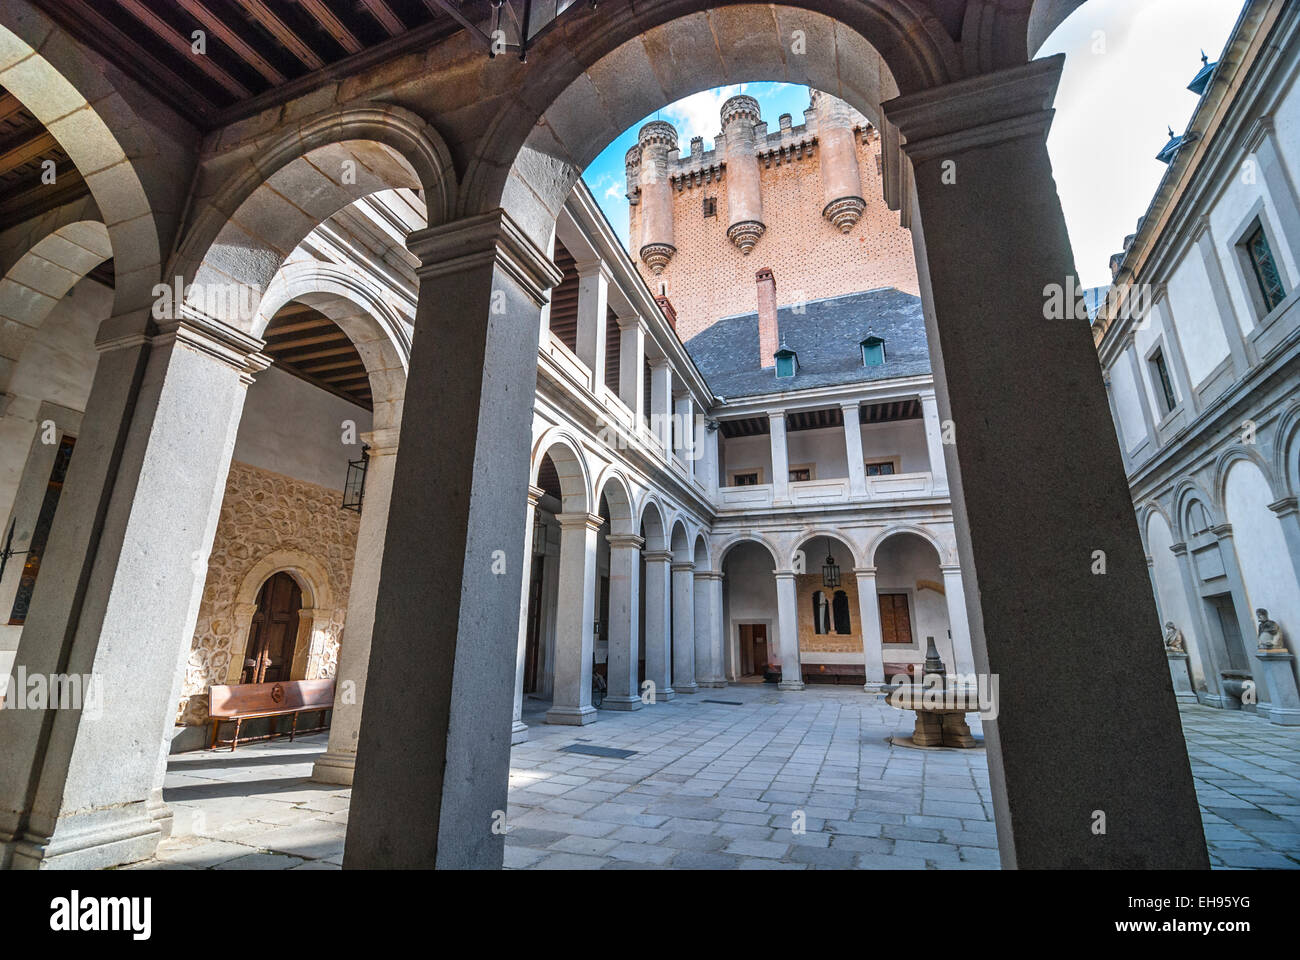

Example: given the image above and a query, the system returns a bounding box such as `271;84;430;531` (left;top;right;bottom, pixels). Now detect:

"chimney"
654;294;677;331
756;268;778;368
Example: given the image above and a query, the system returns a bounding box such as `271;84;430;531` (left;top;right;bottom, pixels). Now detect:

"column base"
674;682;699;694
601;696;643;711
311;751;357;785
147;787;174;841
511;720;530;744
778;681;805;692
545;705;598;725
862;682;890;696
5;805;162;870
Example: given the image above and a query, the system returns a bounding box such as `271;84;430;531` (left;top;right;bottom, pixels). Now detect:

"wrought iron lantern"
532;514;548;555
0;517;29;582
821;537;840;589
341;446;369;513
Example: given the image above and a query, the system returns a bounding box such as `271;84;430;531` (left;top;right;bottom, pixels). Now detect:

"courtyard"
130;686;1300;871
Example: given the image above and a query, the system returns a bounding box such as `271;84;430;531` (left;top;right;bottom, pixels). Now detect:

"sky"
580;0;1245;289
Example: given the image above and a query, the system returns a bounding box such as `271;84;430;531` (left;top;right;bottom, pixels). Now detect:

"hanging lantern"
341;446;370;513
532;515;547;555
821;537;840;588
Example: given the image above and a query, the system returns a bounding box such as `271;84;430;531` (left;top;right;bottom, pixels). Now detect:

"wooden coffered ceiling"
262;300;372;410
0;84;87;231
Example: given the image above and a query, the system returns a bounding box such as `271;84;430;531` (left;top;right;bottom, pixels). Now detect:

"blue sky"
580;0;1244;289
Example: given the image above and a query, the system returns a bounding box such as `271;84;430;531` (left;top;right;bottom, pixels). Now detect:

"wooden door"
242;572;302;684
878;593;913;645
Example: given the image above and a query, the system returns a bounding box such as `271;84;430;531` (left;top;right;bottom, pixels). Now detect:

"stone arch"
172;105;456;333
1274;401;1300;498
0;219;111;394
1027;0;1089;57
0;14;163;317
670;518;692;562
257;263;410;433
226;549;341;686
714;533;782;571
693;533;711;572
469;1;969;233
1172;479;1218;543
638;496;668;552
531;431;591;514
594;469;636;535
791;528;865;570
1136;500;1174;556
867;524;948;566
1213;446;1283;517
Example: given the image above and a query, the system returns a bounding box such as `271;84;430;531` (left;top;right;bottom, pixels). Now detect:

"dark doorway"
241;572;302;684
738;623;769;678
524;555;544;694
1208;592;1250;672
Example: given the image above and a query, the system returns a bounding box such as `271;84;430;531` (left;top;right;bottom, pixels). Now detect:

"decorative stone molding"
823;196;867;233
639;241;676;274
406;209;564;307
721;95;762;127
726;220;766;255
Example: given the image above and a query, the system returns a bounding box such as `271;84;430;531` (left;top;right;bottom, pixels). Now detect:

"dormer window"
774;343;798;378
861;335;885;366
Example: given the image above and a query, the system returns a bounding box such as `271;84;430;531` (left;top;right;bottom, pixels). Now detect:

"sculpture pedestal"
912;709;977;748
1166;652;1198;704
1255;650;1300;726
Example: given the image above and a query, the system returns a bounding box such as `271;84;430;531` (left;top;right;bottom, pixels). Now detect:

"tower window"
702;196;717;218
861;336;885;366
1242;222;1286;313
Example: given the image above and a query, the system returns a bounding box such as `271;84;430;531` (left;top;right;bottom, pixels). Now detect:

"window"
702;196;717;218
861;336;885;366
1149;349;1177;414
775;352;797;378
1243;222;1286;313
789;463;814;482
730;471;761;486
865;461;895;476
878;593;913;644
832;590;852;635
811;590;830;634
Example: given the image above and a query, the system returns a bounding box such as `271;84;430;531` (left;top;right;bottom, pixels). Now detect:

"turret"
636;120;678;274
720;95;766;254
811;90;866;233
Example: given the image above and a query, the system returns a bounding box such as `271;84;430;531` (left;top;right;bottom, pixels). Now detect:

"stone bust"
1163;621;1185;653
1256;609;1286;652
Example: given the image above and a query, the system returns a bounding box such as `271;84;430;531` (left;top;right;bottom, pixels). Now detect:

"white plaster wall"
722;542;778;669
787;426;847;479
1224;460;1300;687
720;433;773;484
233;366;372;490
1208;161;1282;337
1275;70;1300;207
1166;251;1230;386
1147;511;1205;687
873;533;952;667
860;419;929;472
1109;350;1148;453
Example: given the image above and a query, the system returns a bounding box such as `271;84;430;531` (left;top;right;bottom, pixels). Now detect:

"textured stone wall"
796;573;862;654
176;460;359;726
632;132;919;342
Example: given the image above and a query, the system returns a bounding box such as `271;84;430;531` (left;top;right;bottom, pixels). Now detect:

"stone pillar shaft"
853;566;886;687
509;485;546;743
773;571;804;691
694;570;723;687
671;561;697;693
617;315;645;421
545;512;602;726
919;391;949;495
642;550;674;701
885;56;1207;868
575;259;609;393
842;402;867;497
941;565;976;679
604;534;644;710
769;410;789;503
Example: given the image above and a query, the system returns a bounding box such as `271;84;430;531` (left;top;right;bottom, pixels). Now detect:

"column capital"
840;400;862;416
1170;541;1189;556
940;564;963;576
1268;496;1298;518
671;561;696;573
526;484;545;506
406;210;564;307
606;533;645;550
773;569;797;581
615;312;645;333
852;565;878;577
1211;523;1234;539
574;256;613;283
648;355;672;370
768;408;787;420
149;307;271;384
643;549;673;563
694;570;723;582
883;55;1063;163
556;511;604;532
361;427;401;457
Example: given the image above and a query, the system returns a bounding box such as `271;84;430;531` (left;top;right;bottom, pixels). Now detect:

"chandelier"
821;537;840;589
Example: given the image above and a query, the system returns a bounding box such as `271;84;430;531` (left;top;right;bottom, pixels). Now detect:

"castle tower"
719;95;766;254
811;89;867;232
636;120;678;274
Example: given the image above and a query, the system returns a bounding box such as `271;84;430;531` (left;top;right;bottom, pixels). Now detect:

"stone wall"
796;573;862;654
176;460;359;726
632;131;919;341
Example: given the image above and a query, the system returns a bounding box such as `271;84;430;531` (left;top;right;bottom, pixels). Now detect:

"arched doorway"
719;538;781;683
240;572;303;685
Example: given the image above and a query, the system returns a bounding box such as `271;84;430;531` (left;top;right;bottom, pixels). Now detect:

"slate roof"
683;287;930;399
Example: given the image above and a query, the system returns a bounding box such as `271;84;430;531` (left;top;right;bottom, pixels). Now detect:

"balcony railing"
715;471;937;510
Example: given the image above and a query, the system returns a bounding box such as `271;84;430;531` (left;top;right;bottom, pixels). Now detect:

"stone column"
769;410;789;503
853;566;886;689
312;427;402;784
0;309;267;870
510;485;545;743
1123;334;1160;441
841;401;867;498
1268;497;1300;596
941;564;977;680
545;512;602;726
773;570;804;691
702;423;720;498
1171;541;1225;705
919;391;949;494
650;358;672;458
812;89;867;232
1246;116;1300;258
671;560;697;693
1213;523;1276;709
642;549;675;702
721;95;766;254
345;210;563;870
575;258;610;392
604;533;644;711
885;56;1207;868
694;570;724;687
617;314;645;421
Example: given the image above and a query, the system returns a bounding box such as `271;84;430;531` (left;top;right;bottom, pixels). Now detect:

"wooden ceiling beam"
117;0;252;99
298;0;364;54
0;131;57;178
0;93;26;126
174;0;288;85
264;316;333;336
360;0;406;36
234;0;326;70
297;358;366;375
279;344;358;363
267;330;350;350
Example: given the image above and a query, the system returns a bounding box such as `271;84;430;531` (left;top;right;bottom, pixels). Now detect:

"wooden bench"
207;678;335;751
883;661;917;685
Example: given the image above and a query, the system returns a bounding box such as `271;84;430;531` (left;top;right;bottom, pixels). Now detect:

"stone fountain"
888;637;982;749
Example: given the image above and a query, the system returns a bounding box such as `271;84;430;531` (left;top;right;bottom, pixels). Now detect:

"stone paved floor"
125;685;1300;870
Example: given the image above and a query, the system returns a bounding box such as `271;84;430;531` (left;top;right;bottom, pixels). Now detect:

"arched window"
1186;500;1211;537
833;590;852;635
811;590;830;634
